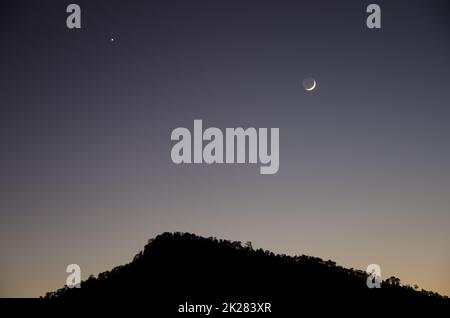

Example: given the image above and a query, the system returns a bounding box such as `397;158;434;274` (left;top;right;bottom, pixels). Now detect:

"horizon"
51;231;450;298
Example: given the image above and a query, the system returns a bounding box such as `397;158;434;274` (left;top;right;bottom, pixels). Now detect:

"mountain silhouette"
43;232;448;315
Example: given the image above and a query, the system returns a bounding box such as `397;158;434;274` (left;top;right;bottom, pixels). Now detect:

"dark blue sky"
0;0;449;296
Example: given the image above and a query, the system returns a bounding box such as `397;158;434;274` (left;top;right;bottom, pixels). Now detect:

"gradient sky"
1;0;449;297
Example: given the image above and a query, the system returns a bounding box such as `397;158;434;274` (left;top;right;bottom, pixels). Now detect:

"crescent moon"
306;79;316;91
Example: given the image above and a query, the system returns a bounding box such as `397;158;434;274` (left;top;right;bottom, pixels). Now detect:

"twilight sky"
1;0;449;297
